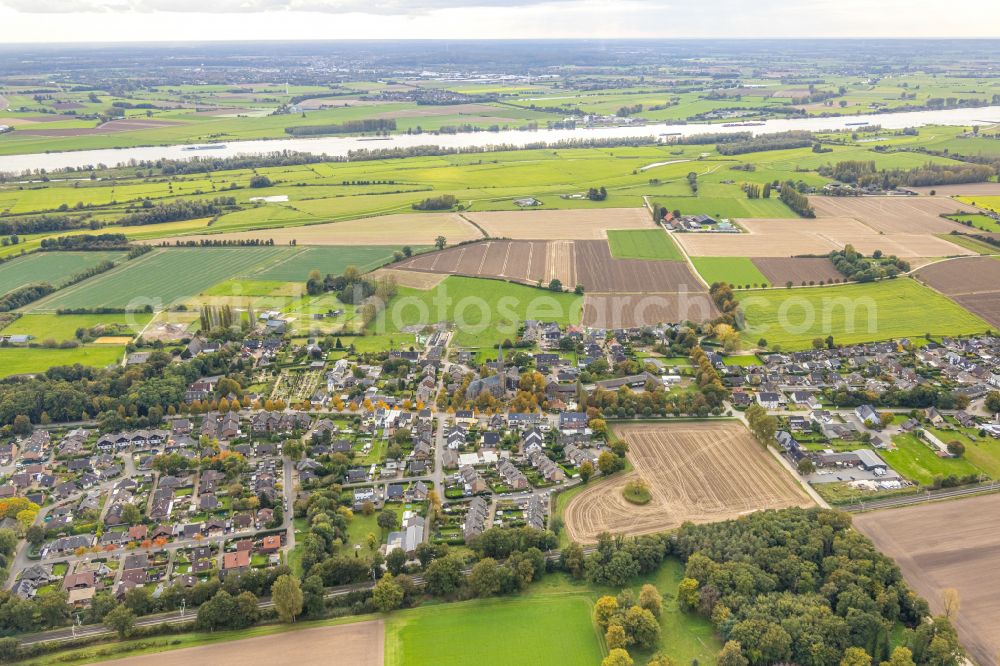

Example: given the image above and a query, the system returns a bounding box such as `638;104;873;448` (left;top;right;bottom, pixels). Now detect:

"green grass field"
0;345;124;377
0;312;152;342
384;595;603;666
884;433;983;486
650;195;796;219
947;213;1000;233
606;229;684;261
936;233;999;255
737;278;990;350
691;257;769;287
248;245;409;281
0;251;126;294
374;276;582;350
27;247;291;311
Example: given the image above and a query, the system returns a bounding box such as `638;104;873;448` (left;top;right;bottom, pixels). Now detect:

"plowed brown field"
563;421;812;543
854;494;1000;666
753;257;843;285
913;256;1000;327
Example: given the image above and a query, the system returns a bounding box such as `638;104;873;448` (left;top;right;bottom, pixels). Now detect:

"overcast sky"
0;0;997;42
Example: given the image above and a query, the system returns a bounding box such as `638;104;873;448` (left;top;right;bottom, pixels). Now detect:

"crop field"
0;251;125;294
959;195;1000;215
384;595;602;666
946;213;1000;233
581;292;718;327
607;229;684;261
102;621;385;666
690;257;768;287
563;421;811;543
737;278;991;349
913;256;1000;327
151;213;483;246
574;240;704;293
0;345;124;377
674;217;975;258
752;257;844;286
393;240;550;285
374;276;581;350
248;246;405;281
463;208;653;239
0;312;152;342
28;248;288;311
854;493;1000;666
808;196;975;234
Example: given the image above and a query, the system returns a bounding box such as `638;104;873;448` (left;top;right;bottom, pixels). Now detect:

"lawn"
374;276;582;350
607;229;684;261
884;433;983;486
27;247;288;311
0;312;152;343
384;594;604;666
928;427;1000;478
691;256;769;287
737;278;991;350
345;511;382;552
0;345;124;377
0;251;126;294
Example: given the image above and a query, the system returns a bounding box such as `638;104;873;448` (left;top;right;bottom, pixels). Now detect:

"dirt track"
563;422;812;543
854;494;1000;666
95;620;384;666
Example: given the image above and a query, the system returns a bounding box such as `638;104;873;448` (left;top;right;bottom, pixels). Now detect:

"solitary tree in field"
942;588;960;620
435;235;447;250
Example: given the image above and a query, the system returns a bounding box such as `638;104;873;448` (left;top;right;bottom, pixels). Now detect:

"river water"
2;106;999;174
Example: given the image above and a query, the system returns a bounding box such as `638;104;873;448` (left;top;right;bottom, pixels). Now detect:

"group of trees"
595;587;663;652
820;159;995;189
672;508;963;666
744;403;777;446
412;194;457;211
119;197;236;226
0;284;54;312
0;348;247;429
709;282;741;329
690;345;729;410
38;233;131;251
586;186;608;201
779;181;816;217
829;245;910;282
716;131;814;156
0;214;92;237
284;119;397;136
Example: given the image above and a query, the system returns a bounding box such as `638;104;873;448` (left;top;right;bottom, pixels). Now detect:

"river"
2;106;999;174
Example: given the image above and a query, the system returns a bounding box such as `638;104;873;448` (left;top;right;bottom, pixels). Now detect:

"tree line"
285;119;397;136
119;197;236;226
716;132;815;156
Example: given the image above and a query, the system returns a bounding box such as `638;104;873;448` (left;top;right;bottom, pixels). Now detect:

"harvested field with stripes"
463;207;653;239
392;238;705;294
752;257;844;286
913;256;1000;327
909;183;1000;197
674;218;975;258
808;195;976;234
563;421;812;543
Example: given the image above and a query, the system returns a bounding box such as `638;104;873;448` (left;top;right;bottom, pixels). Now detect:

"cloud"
0;0;577;13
